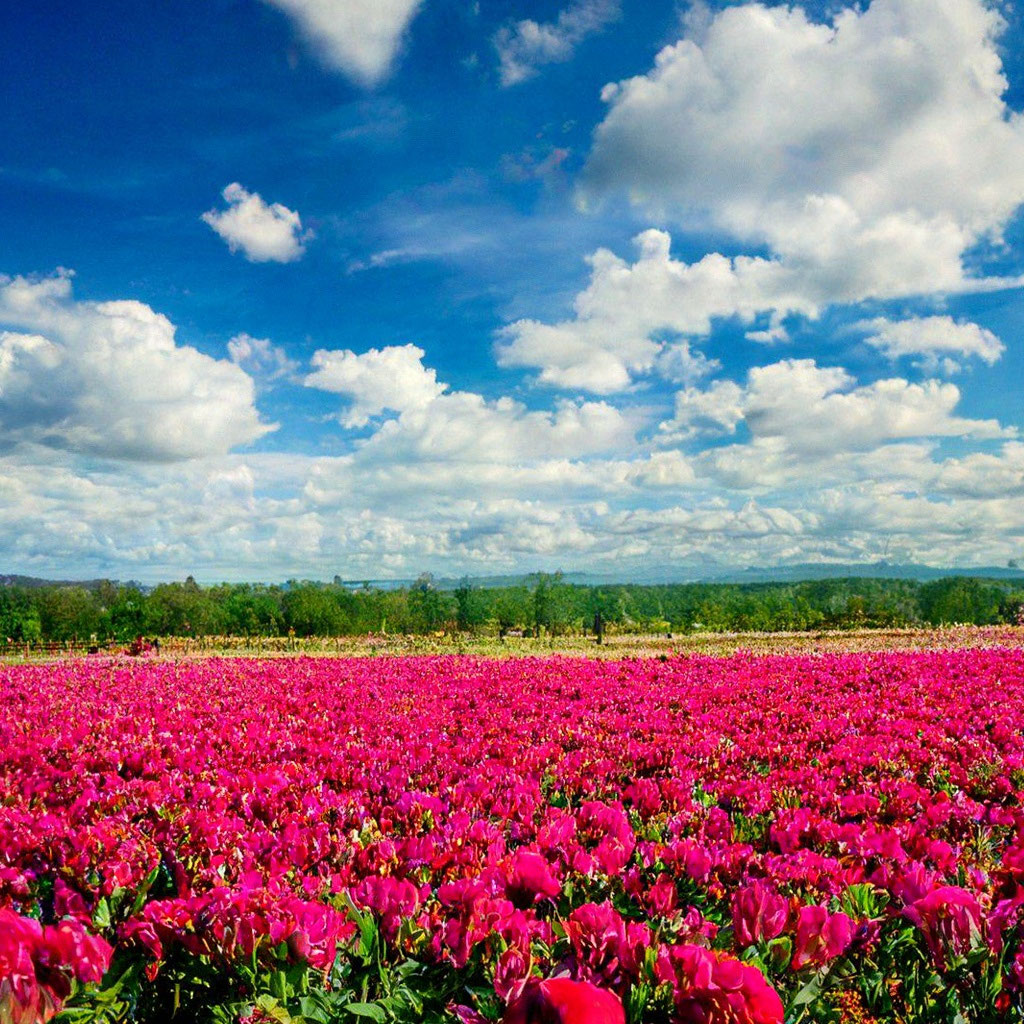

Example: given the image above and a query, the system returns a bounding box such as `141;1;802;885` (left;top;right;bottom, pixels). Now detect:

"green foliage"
145;577;226;636
919;576;1005;626
2;574;1023;645
37;587;102;641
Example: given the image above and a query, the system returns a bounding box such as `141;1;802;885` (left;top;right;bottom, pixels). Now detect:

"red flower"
504;850;562;909
0;910;112;1024
732;883;788;949
503;978;625;1024
563;902;643;986
903;885;984;969
791;905;852;970
655;944;784;1024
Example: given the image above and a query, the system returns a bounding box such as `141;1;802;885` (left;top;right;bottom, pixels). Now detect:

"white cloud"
584;0;1024;299
651;358;1018;497
305;344;447;428
2;430;1023;580
262;0;423;86
858;315;1004;372
933;442;1024;498
497;229;814;393
495;0;621;86
304;342;636;461
662;359;1012;469
358;391;635;464
660;379;745;441
228;333;299;381
0;271;273;461
202;183;309;263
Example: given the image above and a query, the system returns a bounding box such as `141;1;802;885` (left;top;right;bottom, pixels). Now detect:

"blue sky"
1;0;1023;581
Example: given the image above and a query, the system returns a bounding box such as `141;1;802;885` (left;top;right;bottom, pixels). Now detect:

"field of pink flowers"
3;651;1024;1023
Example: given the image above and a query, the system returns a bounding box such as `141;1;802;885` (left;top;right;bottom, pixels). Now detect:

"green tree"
0;587;41;642
37;587;102;641
529;572;576;636
107;586;147;641
454;578;487;631
491;586;531;637
145;577;224;636
282;583;346;636
919;577;1002;625
219;585;285;636
408;573;455;632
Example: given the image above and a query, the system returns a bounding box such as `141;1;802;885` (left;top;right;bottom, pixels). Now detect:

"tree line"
1;573;1022;644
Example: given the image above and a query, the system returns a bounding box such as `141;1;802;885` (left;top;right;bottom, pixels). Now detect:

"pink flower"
732;882;788;949
655;944;784;1024
646;874;678;918
38;919;113;986
791;906;852;970
563;902;629;986
494;943;534;1004
0;909;112;1024
281;898;353;971
903;885;984;968
352;876;421;942
504;850;562;909
503;978;625;1024
0;911;47;1024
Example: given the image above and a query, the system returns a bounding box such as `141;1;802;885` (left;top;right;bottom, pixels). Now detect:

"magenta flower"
563;902;629;986
655;943;784;1024
503;978;625;1024
0;909;112;1024
732;882;789;948
504;849;562;909
903;885;984;968
494;943;533;1003
791;905;853;970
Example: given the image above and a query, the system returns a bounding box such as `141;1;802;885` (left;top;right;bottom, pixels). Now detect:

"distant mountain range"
423;562;1024;589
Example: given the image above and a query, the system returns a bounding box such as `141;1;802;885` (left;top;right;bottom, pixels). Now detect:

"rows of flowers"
2;650;1024;1022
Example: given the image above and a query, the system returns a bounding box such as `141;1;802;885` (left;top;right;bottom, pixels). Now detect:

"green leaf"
91;897;111;930
791;968;829;1008
255;994;296;1023
131;865;162;914
342;891;379;961
766;934;792;970
345;1003;388;1022
298;996;332;1023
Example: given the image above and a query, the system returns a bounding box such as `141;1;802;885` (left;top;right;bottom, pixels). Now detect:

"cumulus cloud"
261;0;423;86
495;0;621;86
494;228;1017;397
497;229;816;393
359;392;634;464
584;0;1024;299
202;183;309;263
0;304;1017;576
858;315;1004;372
656;359;1016;493
0;271;273;461
665;359;1011;456
660;379;746;441
228;333;299;381
933;442;1024;498
305;344;447;428
304;342;635;461
2;430;1023;579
